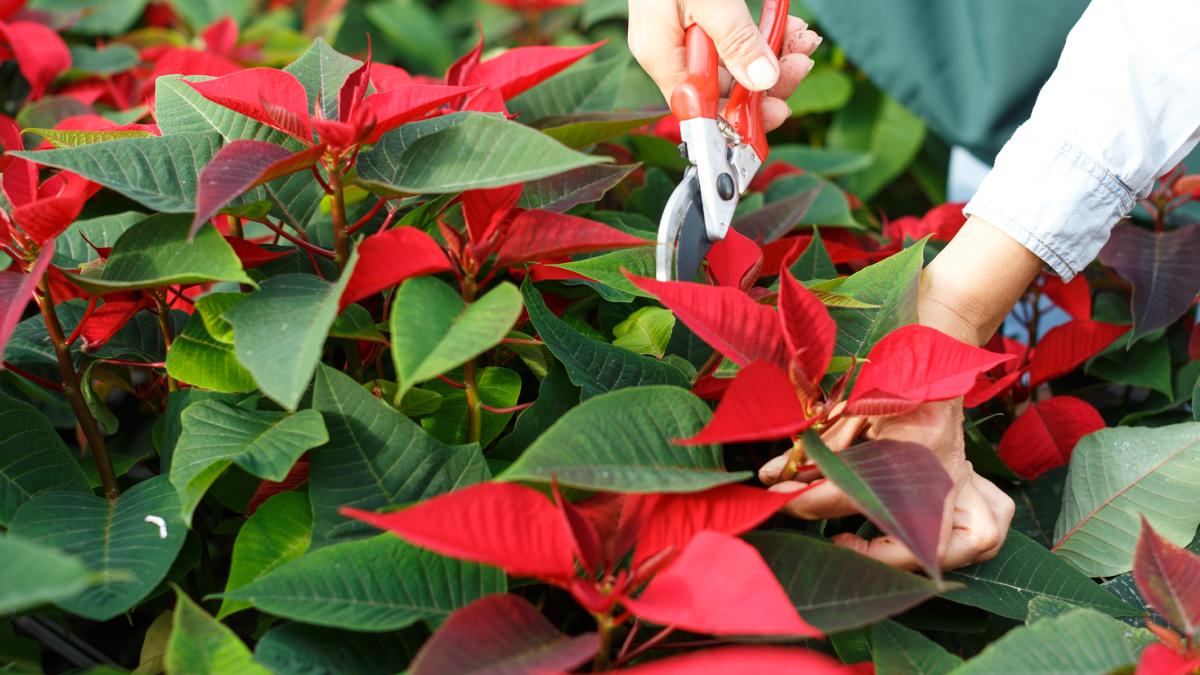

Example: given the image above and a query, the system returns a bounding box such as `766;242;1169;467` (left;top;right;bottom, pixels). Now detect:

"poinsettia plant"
2;1;1200;674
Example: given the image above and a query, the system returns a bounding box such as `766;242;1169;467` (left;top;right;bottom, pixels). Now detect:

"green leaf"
500;385;747;492
953;607;1154;675
166;588;270;675
829;88;926;201
153;75;323;229
165;0;250;30
30;0;147;35
170;402;327;525
747;531;942;633
52;211;143;269
522;280;690;398
329;304;386;343
764;174;861;228
218;492;313;620
519;164;640;213
67;43;139;75
25;127;155;148
308;365;488;548
283;38;363;121
551;248;658;301
0;394;90;526
12;133;223;213
390;277;523;399
509;55;627;120
790;229;838;281
538;111;665;149
421;366;521;447
194;292;245;345
363;0;453;75
769;146;875;177
166;312;258;394
226;266;356;411
612;307;675;358
944;531;1140;620
1086;333;1173;397
828;238;926;359
221;534;505;632
1007;467;1066;548
872;620;962;675
493;363;581;460
8;476;186;621
787;66;854;115
67;214;253;293
0;533;91;615
357;113;606;195
254;623;425;675
1053;421;1200;576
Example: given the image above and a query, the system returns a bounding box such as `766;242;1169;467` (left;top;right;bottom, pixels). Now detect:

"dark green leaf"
871;620;962;675
0;533;91;615
283;38;363;121
254;622;425;675
828;238;926;359
0;394;90;526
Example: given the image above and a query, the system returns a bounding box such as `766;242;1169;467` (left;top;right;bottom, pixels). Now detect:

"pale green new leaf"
7;476;186;621
67;214;252;293
166;313;258;394
11;133;223;213
0;533;91;615
1053;422;1200;576
501;386;748;492
944;531;1139;620
25;128;155;148
218;492;313;620
226;262;356;411
308;365;488;548
166;589;270;675
221;534;505;632
357;113;605;195
612;307;675;358
390;277;522;399
170;402;327;525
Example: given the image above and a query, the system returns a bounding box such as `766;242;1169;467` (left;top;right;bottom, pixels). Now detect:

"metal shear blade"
656;170;712;282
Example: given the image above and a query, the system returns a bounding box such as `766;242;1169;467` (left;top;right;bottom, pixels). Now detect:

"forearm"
918;216;1043;346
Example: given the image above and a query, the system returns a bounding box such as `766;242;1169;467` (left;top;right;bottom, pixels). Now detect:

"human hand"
759;399;1016;571
628;0;822;131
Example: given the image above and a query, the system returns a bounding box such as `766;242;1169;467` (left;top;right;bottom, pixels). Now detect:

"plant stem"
463;358;483;445
328;163;352;272
153;293;177;392
593;614;615;672
35;274;119;499
614;626;676;667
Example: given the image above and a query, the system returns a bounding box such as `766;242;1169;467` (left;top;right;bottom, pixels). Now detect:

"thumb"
688;1;779;92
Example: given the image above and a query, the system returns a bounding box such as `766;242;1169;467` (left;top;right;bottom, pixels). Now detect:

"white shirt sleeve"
964;0;1200;280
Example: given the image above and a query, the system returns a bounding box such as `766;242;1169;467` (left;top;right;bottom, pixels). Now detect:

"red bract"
193;141;326;235
1134;517;1200;638
706;228;763;290
445;38;603;112
883;202;966;244
0;241;54;359
1136;644;1200;675
1;158;96;244
342;480;818;638
486;0;582;10
997;396;1105;479
338;226;453;310
78;297;148;350
846;324;1016;416
617;647;848;675
1041;274;1092;321
0;13;70;99
682;361;812;445
1027;320;1129;387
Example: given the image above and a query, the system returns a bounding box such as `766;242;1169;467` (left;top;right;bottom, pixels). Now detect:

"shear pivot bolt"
717;173;736;200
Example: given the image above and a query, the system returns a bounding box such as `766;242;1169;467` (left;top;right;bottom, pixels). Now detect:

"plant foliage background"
2;0;1200;673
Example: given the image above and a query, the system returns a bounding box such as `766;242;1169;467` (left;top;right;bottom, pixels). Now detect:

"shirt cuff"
964;125;1135;280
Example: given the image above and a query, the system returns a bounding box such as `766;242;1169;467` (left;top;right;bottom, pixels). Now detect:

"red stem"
347;198;389;235
64;296;99;346
310;164;333;194
479;401;533;415
98;358;166;368
3;362;65;392
437;374;467;389
257;219;336;259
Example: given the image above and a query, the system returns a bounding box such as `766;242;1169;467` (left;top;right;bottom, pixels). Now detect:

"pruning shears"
656;0;790;281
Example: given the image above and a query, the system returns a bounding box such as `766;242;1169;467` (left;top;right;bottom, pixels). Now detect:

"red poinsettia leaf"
338;226;452;310
201;16;238;55
224;236;291;269
885;202;966;243
1041;274;1091;321
679;361;811;445
410;594;598;675
186;68;313;141
0;20;70;99
0;241;54;361
572;492;649;572
0;114;21;167
461;184;523;249
466;42;603;100
341;482;577;580
1134;516;1200;638
152;48;243;79
997;396;1105;479
707;228;763;289
847;324;1016;416
363;84;477;140
245;458;309;515
494;210;649;268
1099;223;1200;343
1135;643;1200;675
11;172;95;244
617;647;847;675
633;485;796;568
78;299;146;350
778;268;836;385
486;0;583;10
623;530;821;637
747;161;804;193
445;32;484;87
2;156;38;208
193;141;323;236
552;481;605;572
963;369;1024;408
1026;320;1130;388
805;435;954;581
628;275;788;367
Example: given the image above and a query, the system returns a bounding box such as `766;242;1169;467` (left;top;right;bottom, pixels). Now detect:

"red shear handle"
726;0;791;162
670;25;720;122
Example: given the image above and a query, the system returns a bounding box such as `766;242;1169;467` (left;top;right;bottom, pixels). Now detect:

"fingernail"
747;56;779;91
